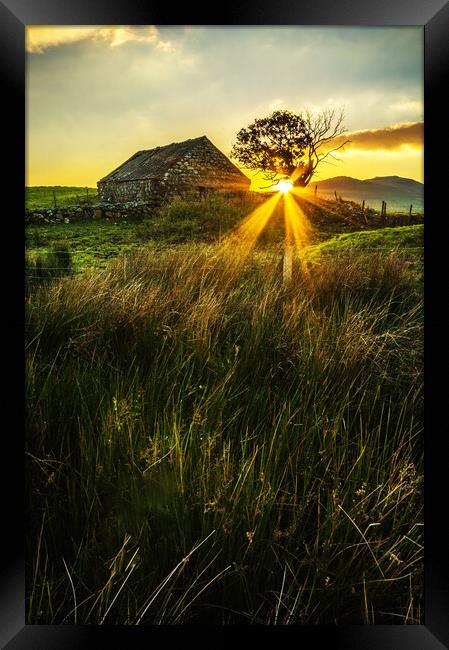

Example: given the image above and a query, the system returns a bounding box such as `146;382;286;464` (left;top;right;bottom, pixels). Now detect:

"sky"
26;26;424;190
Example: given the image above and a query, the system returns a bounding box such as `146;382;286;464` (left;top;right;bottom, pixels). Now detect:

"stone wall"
25;201;156;225
97;180;161;205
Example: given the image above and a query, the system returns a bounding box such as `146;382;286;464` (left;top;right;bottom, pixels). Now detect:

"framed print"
1;0;448;647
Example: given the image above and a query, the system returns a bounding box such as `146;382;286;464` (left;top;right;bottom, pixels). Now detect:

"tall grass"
25;243;423;624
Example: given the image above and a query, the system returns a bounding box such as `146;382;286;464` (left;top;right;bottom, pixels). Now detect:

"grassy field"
26;221;143;270
26;186;98;210
25;193;423;625
25;191;423;269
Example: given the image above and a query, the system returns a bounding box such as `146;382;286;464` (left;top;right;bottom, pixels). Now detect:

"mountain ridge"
313;175;422;187
310;175;423;211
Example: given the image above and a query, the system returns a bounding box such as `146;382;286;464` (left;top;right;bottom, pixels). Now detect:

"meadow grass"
26;241;423;624
25;221;142;270
26;186;98;210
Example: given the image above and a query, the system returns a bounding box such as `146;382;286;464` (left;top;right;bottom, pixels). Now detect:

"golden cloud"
26;26;175;54
329;121;423;152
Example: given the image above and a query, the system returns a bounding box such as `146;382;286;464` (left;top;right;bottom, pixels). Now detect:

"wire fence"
25;246;424;256
315;193;424;216
25;245;423;280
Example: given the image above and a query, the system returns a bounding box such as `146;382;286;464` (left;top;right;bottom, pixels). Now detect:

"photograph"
23;24;427;627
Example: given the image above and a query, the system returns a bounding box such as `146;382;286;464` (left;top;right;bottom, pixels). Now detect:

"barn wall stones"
97;180;160;205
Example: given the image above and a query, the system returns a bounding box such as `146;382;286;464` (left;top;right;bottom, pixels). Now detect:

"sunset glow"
26;26;424;188
275;179;293;194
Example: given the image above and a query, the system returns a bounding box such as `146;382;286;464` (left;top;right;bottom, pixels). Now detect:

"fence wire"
25;246;423;278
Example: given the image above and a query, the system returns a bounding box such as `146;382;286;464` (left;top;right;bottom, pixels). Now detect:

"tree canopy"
231;108;349;188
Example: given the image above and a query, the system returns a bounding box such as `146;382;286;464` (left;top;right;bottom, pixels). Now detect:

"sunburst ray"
211;192;282;280
283;192;315;285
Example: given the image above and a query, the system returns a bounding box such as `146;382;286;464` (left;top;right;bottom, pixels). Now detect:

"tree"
231;108;350;188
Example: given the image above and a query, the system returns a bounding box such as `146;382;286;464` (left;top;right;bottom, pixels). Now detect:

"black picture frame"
2;1;448;647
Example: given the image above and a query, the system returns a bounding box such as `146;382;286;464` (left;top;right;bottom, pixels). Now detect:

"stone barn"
97;135;250;205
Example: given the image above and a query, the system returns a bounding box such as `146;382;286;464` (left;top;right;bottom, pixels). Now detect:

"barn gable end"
97;136;250;205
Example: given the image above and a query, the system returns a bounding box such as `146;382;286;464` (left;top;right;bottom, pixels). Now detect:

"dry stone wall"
25;201;155;225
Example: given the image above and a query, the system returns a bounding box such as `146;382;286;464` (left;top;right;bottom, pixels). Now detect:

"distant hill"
310;176;423;213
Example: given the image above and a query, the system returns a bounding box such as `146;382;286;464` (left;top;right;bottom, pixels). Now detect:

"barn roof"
99;135;248;184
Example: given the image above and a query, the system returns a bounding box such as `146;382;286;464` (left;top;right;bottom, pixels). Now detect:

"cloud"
26;27;96;53
328;121;423;152
268;98;285;111
389;99;423;115
26;26;175;54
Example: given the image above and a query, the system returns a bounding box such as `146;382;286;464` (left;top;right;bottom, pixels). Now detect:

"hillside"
304;224;423;271
310;176;423;213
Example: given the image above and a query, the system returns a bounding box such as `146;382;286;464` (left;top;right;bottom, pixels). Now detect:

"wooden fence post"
123;251;129;281
282;193;293;285
283;245;293;284
334;190;338;201
314;185;317;196
362;200;365;212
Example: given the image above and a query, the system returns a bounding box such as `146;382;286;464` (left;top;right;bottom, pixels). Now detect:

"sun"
275;179;293;194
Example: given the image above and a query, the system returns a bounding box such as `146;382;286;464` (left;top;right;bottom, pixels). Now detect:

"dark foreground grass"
26;243;423;625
